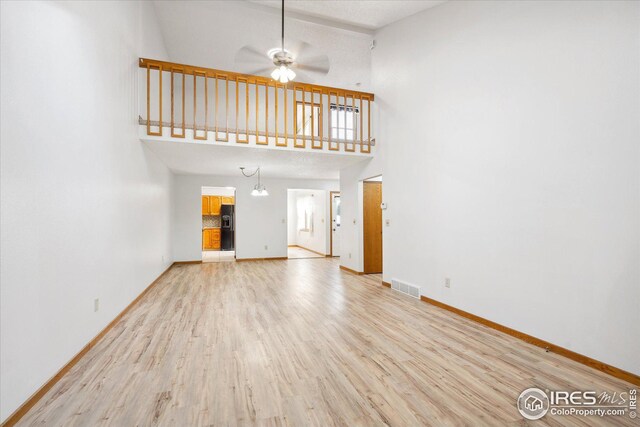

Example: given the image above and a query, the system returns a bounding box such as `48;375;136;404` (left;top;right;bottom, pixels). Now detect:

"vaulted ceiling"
152;1;446;92
248;0;447;32
149;0;445;179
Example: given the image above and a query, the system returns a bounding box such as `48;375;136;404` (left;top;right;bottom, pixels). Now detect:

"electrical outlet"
445;278;451;288
94;298;99;312
282;218;285;223
264;245;268;250
349;253;352;259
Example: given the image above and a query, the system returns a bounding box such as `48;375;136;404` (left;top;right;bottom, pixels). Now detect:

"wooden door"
202;196;210;215
209;196;221;215
363;182;383;273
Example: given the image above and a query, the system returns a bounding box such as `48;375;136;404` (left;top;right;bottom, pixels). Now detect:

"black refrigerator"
220;204;235;251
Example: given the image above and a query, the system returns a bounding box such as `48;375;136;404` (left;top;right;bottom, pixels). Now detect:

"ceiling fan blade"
292;70;313;83
245;67;275;76
235;45;268;64
294;56;330;75
288;40;313;59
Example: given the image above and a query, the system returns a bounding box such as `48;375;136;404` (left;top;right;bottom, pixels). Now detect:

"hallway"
16;259;635;426
287;246;325;259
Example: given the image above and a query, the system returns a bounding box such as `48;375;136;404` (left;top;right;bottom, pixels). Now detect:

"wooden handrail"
140;57;374;153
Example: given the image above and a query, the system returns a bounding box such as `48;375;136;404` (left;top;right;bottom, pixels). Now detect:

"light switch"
385;219;390;226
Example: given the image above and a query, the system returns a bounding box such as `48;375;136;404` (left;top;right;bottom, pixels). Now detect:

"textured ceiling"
248;0;447;32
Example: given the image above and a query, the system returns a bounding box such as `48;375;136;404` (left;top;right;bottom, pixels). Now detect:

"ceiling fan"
234;0;330;83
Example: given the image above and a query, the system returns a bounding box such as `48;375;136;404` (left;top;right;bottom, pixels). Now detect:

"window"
330;104;359;140
296;102;321;137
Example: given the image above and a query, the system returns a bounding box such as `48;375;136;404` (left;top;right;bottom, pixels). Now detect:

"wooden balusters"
215;73;229;142
327;90;339;151
344;93;355;152
170;67;185;138
293;86;305;148
146;62;162;136
361;94;372;153
311;88;323;149
275;83;288;147
255;80;268;145
140;58;375;152
193;70;207;140
236;77;249;143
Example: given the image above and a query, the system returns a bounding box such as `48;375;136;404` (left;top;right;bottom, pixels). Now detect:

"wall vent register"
391;279;421;299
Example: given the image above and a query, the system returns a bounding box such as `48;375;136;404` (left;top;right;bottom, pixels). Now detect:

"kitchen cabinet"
202;196;209;215
221;196;235;205
202;228;221;250
202;196;222;215
209;196;221;215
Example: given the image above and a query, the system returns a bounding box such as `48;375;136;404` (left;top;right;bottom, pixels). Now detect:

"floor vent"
391;279;421;299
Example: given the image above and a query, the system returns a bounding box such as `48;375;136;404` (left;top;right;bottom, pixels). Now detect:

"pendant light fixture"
270;0;296;84
240;167;269;197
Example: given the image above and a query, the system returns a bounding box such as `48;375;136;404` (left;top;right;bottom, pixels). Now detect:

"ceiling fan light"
275;65;292;83
286;68;296;81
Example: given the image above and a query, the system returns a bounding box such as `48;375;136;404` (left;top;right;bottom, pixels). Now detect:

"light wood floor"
202;250;236;263
287;246;325;259
18;258;636;426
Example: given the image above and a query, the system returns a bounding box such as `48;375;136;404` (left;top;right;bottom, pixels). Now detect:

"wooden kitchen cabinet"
212;228;220;249
221;196;235;205
202;196;222;215
208;196;221;215
202;196;210;215
202;228;221;250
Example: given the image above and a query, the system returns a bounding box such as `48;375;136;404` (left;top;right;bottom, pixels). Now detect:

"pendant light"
270;0;296;84
240;167;269;197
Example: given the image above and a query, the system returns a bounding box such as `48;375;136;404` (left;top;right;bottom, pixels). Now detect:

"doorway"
287;189;328;259
330;191;340;257
202;186;236;263
363;177;382;274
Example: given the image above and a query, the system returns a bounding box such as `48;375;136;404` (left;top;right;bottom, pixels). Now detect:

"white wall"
340;157;384;272
287;189;330;255
0;1;174;421
173;175;338;261
287;190;298;246
373;0;639;374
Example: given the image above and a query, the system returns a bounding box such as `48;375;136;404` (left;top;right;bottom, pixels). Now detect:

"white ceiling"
248;0;447;32
142;139;371;180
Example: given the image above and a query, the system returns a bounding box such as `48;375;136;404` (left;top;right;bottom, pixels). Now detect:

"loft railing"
139;58;375;153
